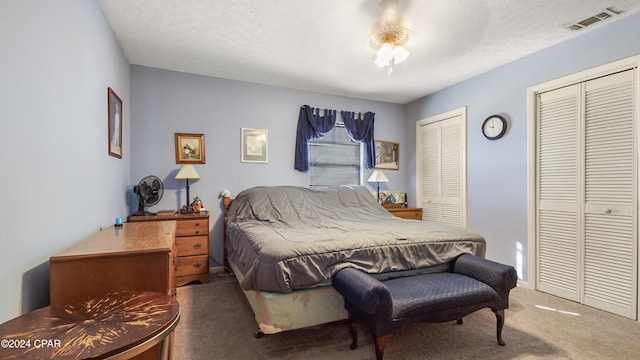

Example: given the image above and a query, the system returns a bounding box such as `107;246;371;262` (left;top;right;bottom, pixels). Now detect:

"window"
309;124;362;186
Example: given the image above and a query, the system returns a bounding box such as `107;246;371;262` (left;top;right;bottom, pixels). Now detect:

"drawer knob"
193;243;202;249
195;223;200;227
194;230;200;234
193;263;202;269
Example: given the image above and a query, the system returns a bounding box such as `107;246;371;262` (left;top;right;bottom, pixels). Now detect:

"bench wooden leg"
374;333;393;360
492;309;506;346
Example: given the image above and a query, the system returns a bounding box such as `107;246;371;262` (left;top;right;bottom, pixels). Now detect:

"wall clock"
482;114;507;140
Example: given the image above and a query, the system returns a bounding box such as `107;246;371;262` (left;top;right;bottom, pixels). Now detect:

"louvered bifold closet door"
419;116;464;226
420;122;441;222
537;84;582;302
440;116;463;226
583;69;637;318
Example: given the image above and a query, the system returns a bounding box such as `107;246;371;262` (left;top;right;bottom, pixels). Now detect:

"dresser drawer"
175;235;208;256
386;208;423;220
176;219;209;236
175;255;208;277
394;211;421;220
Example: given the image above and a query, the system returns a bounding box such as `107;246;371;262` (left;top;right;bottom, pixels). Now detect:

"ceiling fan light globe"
375;43;394;67
374;58;389;67
392;45;409;64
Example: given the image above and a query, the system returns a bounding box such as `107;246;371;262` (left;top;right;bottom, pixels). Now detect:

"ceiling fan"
370;0;413;74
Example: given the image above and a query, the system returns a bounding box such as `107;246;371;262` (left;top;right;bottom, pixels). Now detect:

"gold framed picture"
374;140;399;170
175;133;205;164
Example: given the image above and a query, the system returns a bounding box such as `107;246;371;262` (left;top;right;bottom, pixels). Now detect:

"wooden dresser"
49;221;176;306
130;212;210;286
49;221;177;360
384;206;423;220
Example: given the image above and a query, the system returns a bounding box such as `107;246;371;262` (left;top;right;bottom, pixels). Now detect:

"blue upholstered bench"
332;254;518;360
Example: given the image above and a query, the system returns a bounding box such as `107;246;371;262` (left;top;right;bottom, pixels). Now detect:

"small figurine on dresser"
190;196;206;213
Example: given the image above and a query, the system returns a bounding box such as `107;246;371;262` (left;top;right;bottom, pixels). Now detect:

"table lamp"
367;170;389;204
175;164;200;213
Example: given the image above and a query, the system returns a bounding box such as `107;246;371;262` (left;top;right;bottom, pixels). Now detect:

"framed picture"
241;128;268;163
175;133;206;164
374;140;400;170
108;87;123;158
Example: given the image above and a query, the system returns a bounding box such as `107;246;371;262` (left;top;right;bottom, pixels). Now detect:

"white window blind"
309;124;362;186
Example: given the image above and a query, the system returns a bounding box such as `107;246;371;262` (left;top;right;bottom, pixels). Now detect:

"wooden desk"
0;291;179;360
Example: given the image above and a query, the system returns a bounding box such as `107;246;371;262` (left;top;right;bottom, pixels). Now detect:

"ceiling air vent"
565;8;619;31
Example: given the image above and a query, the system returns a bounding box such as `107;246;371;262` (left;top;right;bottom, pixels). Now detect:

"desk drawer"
175;255;208;277
176;219;209;236
175;235;208;256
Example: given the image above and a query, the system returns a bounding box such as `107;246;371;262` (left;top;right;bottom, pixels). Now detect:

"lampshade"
175;164;200;180
367;170;389;183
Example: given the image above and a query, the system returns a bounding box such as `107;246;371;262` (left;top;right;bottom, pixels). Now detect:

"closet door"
583;70;637;318
536;69;637;319
440;118;464;225
537;84;582;302
417;109;466;226
419;121;441;222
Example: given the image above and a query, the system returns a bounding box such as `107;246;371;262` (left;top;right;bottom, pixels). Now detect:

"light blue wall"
405;12;640;281
0;0;130;322
130;66;406;267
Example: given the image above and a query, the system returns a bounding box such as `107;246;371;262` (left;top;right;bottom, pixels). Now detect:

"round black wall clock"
482;115;507;140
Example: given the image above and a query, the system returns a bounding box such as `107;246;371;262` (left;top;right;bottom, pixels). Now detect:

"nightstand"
130;212;210;286
384;206;423;220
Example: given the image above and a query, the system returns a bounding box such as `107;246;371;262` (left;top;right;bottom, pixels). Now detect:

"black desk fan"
131;175;163;216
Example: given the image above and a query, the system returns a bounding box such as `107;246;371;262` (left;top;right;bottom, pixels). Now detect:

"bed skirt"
230;261;348;335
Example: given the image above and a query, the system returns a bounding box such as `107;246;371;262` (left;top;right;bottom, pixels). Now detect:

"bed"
224;185;486;336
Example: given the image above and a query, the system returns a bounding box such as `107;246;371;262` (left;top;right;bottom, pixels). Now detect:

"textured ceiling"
98;0;640;104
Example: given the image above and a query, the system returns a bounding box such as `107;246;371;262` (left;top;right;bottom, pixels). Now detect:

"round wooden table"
0;291;180;359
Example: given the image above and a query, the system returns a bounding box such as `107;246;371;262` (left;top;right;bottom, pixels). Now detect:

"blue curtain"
294;105;337;172
341;111;376;169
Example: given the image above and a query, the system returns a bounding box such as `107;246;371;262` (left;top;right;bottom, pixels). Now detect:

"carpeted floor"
173;271;640;359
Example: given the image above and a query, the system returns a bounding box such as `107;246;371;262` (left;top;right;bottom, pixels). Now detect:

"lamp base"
181;180;193;214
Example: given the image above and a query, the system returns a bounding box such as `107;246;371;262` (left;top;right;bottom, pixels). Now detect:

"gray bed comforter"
225;185;486;293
